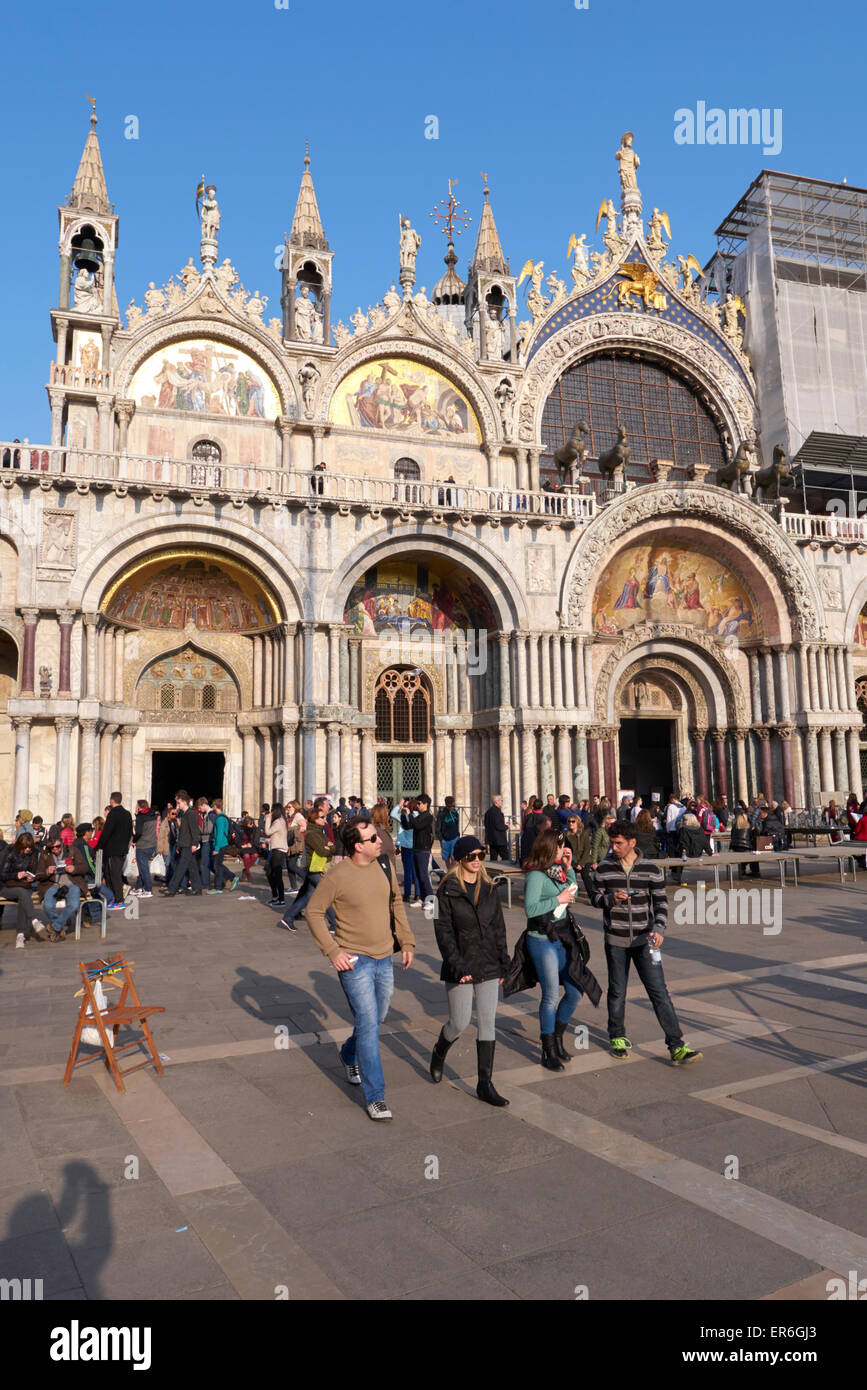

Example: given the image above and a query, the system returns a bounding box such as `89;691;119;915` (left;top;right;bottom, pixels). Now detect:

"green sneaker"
669;1045;703;1066
609;1036;633;1059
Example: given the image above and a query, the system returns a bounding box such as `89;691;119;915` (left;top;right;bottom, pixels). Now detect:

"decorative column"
252;636;263;709
278;416;294;471
846;729;863;801
777;726;796;806
776;648;791;722
817;727;834;793
574;731;589;799
96;394;114;452
349;638;360;710
53;718;75;819
56;609;75;697
521;726;537;802
114;629;125;706
539;727;555;799
587;727;600;801
453;730;467;809
282;625;296;704
340;725;354;797
516;634;528;709
844;649;856;712
541;636;552;708
832;730;848;793
280;724;297;799
732;730;749;805
528;447;540;493
339;631;350;705
99;723;118;808
711;730;729;801
602;730;618;803
748;651;762;725
582;641;593;710
834;647;848;711
361;729;376;806
556;726;571;794
804;729;821;811
755;727;773;800
264;635;275;707
498;728;511;816
11;716;32;813
20;609;38;693
551;636;563;709
120;725;135;806
78;719;99;819
762;649;777;723
329;629;341;704
692;728;709;799
827;647;840;712
497;634;511;709
261;725;275;800
515;446;528;491
242;729;257;813
83;613;99;699
817;646;830;712
528;634;540;708
563;637;576;709
326;722;341;797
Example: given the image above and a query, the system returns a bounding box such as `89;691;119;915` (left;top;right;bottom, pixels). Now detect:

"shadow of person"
3;1160;112;1300
230;966;326;1027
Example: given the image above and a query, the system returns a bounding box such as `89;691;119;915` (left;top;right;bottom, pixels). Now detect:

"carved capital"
57;608;77;626
710;729;727;742
11;716;33;731
20;608;39;625
754;726;771;741
83;611;99;628
79;718;100;736
114;398;136;423
120;725;137;743
775;725;794;741
55;717;76;734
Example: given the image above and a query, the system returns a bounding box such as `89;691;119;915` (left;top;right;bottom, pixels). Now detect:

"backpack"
376;854;401;953
439;807;459;838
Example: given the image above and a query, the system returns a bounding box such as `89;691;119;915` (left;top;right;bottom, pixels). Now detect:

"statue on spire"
616;132;643;240
199;182;220;268
399;216;422;297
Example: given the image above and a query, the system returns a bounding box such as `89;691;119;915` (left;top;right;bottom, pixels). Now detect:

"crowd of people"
2;779;863;1126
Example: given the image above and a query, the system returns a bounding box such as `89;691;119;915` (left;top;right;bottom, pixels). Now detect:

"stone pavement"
1;866;866;1302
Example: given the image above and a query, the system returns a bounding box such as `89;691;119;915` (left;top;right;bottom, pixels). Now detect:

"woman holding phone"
504;828;600;1071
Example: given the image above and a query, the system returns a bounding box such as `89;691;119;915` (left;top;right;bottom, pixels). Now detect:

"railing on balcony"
0;441;599;520
781;510;867;544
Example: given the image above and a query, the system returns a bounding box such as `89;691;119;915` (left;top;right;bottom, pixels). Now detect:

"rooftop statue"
616;132;640;195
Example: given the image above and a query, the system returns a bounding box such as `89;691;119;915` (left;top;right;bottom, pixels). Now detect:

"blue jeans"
213;847;226;889
525;933;581;1035
605;939;683;1048
441;837;458;862
283;871;336;929
135;848;154;893
44;883;81;933
399;846;417;900
200;840;212;888
338;955;395;1104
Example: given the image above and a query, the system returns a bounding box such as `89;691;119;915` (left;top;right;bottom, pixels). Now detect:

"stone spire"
67;101;111;216
289;145;329;250
470;176;509;275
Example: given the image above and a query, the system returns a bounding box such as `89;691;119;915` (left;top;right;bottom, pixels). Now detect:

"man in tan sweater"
307;817;415;1122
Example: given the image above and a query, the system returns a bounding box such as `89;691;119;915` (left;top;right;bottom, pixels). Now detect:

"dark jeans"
106;855;126;904
400;847;417;900
200;840;212;888
135;848;154;893
286;852;303;890
487;842;509;862
283;871;336;930
213;847;227;889
268;850;286;903
166;846;202;895
604;938;683;1049
3;885;43;935
413;850;432;902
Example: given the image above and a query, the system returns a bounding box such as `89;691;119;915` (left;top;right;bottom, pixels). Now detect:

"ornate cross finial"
481;171;489;196
430;179;472;241
86;93;97;126
304;139;310;169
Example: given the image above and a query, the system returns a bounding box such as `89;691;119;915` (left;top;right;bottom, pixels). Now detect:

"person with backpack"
436;797;461;866
208;799;238;893
305;816;415;1123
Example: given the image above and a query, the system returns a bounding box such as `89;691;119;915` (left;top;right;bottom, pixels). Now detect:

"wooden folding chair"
63;954;165;1093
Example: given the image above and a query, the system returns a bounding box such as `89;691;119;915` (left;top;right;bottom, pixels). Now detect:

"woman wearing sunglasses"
504;828;600;1071
430;835;511;1107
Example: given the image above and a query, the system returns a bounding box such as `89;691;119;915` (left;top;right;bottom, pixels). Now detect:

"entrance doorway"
151;751;225;811
617;719;674;802
376;753;424;807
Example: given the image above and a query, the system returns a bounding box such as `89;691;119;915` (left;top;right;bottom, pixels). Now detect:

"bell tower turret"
281;146;333;346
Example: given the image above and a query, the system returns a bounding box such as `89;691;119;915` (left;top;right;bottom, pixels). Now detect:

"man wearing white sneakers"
306;817;415;1122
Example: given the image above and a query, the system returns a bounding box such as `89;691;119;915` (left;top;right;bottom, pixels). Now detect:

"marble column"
99;723;118;808
79;719;99;819
762;649;777;723
281;724;297;800
53;718;75;819
338;632;350;705
340;725;354;797
563;637;576;709
361;729;376;806
278;416;293;471
803;729;821;811
20;609;37;693
114;629;125;706
498;729;512;816
453;730;467;810
84;614;99;699
261;725;275;801
556;726;572;794
12;717;32;813
283;626;297;704
818;727;834;793
498;634;511;708
582;641;593;710
551;636;563;709
264;635;275;707
329;629;341;704
539;728;555;799
846;729;863;800
118;726;134;805
587;730;600;801
755;728;773;800
808;646;820;712
326;722;341;798
528;634;540;708
541;636;552;708
776;649;791;722
242;729;257;813
602;732;618;803
827;647;839;712
748;651;762;725
574;733;589;800
798;646;811;713
528;448;540;493
817;646;830;712
778;728;796;807
834;647;848;711
693;730;709;799
844;649;856;713
732;731;749;805
349;639;360;710
516;634;528;709
832;729;848;793
58;609;75;696
521;726;537;802
711;731;729;801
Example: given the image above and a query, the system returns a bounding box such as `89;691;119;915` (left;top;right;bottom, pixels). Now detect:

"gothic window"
139;650;239;714
856;677;867;725
374;668;431;744
393;458;421;505
192;440;221;463
202;683;217;710
160;683;175;710
190;439;222;488
541;351;726;486
394;458;420;481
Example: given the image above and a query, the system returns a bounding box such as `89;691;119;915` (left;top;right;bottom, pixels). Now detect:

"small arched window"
191;440;222;489
394;458;420;481
160;683;175;710
202;683;217;710
374;668;431;744
393;457;421;506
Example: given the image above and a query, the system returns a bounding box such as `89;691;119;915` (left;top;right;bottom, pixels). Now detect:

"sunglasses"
360;831;380;843
556;834;566;845
463;851;485;861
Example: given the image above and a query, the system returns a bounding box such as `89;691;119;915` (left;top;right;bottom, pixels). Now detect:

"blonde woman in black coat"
430;835;511;1107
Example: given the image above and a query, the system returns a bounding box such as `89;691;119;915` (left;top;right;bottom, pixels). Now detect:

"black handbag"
567;911;591;964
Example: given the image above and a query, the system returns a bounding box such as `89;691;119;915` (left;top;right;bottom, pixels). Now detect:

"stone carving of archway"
563;485;821;642
593;624;749;728
615;657;708;727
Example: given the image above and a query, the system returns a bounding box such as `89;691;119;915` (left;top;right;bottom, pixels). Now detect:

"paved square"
1;867;866;1301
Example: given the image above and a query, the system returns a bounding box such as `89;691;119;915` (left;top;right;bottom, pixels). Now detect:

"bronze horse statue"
597;426;630;483
716;437;755;495
751;444;793;502
554;420;589;486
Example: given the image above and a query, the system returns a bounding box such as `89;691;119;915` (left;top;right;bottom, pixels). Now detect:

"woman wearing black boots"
430;836;511;1107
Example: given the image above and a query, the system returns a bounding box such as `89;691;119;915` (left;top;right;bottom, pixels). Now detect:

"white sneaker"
367;1100;392;1122
15;932;25;948
410;899;423;908
344;1061;362;1085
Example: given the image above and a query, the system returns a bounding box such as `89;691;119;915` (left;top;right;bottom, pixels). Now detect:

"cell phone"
347;954;359;965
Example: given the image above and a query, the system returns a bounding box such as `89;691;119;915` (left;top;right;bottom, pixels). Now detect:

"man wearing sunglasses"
306;816;415;1122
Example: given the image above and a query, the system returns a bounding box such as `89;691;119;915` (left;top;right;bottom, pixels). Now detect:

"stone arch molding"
131;635;243;704
562;484;822;642
317;338;499;446
844;577;867;646
321;523;528;631
616;656;708;726
595;625;749;728
112;319;299;419
67;514;310;621
515;312;757;453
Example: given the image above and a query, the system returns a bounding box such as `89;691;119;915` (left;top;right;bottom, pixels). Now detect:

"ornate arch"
321;523;528;630
593;624;749;727
844;577;867;646
67;514;309;620
615;656;708;725
562;484;822;642
516;312;757;454
62;217;113;254
0;509;33;606
317;338;499;446
131;637;242;711
112;318;299;419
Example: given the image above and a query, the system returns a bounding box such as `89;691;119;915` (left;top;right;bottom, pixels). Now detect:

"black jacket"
177;806;201;849
406;809;434;853
503;916;602;1008
729;821;753;853
520;811;546;861
434;875;510;984
675;824;712;858
100;804;133;858
483;804;508;847
634;828;659;859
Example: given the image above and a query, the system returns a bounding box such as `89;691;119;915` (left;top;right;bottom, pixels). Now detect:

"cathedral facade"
1;113;865;827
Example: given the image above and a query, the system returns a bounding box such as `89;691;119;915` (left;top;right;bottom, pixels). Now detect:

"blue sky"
1;0;864;440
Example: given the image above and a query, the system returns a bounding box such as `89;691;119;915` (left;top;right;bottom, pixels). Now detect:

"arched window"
190;440;222;488
160;683;175;710
374;668;431;744
394;458;420;481
393;458;421;505
201;683;217;710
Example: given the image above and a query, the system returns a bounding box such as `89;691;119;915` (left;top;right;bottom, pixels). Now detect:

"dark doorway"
618;719;674;802
151;751;224;811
